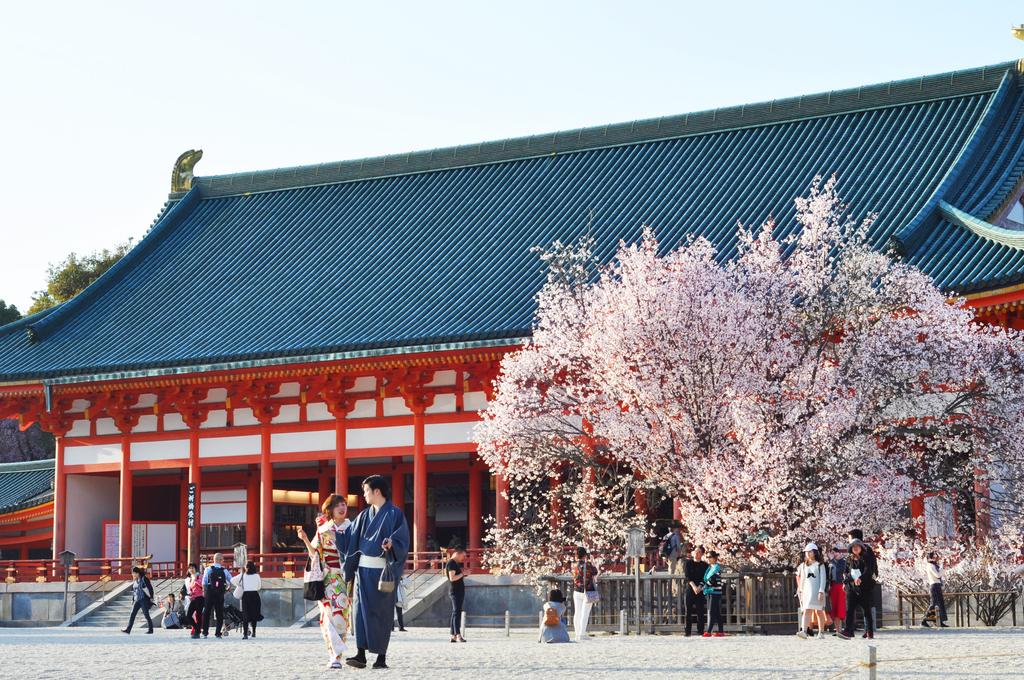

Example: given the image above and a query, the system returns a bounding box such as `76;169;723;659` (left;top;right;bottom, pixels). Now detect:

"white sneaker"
816;632;826;639
796;631;808;639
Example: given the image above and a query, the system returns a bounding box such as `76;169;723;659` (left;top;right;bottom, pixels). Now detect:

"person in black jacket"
122;566;154;634
847;529;881;629
837;540;875;640
683;545;708;637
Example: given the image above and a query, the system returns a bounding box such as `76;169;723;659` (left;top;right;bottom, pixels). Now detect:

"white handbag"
233;572;245;600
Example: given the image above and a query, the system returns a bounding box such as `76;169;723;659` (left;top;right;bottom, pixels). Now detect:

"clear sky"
1;1;1022;313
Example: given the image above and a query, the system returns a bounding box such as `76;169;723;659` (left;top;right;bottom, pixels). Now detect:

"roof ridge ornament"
171;149;203;193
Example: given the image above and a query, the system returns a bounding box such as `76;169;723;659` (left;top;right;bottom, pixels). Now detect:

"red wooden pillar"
413;410;427;562
974;468;991;538
178;474;188;565
335;418;348;497
495;473;509;530
52;437;66;556
246;470;259;549
118;435;133;559
19;544;28;560
187;429;201;565
673;498;683;522
468;466;482;550
549;470;561;532
910;494;926;540
634;488;648;518
318;463;331;505
260;424;273;554
392;467;405;512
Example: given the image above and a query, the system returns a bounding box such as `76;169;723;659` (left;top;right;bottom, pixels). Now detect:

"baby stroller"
222;604;245;637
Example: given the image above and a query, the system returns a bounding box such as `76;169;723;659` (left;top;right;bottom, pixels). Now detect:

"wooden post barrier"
861;644;876;680
619;608;627;635
504;610;511;637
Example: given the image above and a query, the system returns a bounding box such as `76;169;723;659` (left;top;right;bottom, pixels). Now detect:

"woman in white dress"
796;542;828;639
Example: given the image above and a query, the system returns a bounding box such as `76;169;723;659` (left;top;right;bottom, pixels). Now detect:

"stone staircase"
76;579;183;628
292;569;448;627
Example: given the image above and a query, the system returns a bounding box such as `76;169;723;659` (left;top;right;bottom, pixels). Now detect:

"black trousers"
125;598;153;633
684;590;706;635
843;588;874;636
706;594;723;633
450;590;465;635
925;583;947;622
395;606;405;630
203;592;224;636
186;596;205;636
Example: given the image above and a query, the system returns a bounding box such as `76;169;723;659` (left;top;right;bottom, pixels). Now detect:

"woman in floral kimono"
299;493;353;670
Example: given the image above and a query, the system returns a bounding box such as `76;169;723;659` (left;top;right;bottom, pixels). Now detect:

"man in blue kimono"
344;474;410;669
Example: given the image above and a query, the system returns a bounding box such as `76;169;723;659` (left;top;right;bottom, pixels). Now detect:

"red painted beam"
118;436;132;558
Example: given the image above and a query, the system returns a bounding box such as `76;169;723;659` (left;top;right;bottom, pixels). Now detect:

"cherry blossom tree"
476;176;1024;575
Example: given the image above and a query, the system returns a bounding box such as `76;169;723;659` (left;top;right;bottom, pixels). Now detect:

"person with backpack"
921;551;949;628
702;550;725;637
184;563;205;639
122;566;155;634
837;539;875;640
202;552;230;638
570;546;600;642
660;524;684;595
538;589;570;643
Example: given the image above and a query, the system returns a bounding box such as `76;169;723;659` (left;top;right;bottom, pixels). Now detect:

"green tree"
27;241;133;315
0;299;20;326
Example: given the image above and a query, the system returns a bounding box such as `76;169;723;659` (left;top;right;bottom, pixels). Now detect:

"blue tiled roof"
0;460;54;515
1;62;1023;381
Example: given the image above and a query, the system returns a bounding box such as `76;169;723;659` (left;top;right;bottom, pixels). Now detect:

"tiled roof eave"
890;70;1017;255
0;491;54;517
196;62;1015;200
24;333;530;386
940;201;1024;249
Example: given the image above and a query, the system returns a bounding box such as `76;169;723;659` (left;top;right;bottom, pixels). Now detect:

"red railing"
2;546;662;583
1;556;154;584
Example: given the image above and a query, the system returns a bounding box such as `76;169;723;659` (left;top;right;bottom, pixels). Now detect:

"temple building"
3;60;1024;567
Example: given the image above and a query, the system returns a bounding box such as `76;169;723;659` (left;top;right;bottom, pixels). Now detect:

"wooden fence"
896;590;1018;627
545;571;799;634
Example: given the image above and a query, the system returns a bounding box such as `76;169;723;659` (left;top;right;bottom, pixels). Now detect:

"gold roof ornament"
171;149;203;193
1014;24;1024;41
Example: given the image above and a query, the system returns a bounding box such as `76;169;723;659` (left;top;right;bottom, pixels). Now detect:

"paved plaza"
0;625;1022;679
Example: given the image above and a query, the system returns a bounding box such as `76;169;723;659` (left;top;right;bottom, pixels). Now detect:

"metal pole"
619;608;627;635
63;569;69;622
634;556;641;636
861;644;877;680
461;610;467;638
505;610;510;637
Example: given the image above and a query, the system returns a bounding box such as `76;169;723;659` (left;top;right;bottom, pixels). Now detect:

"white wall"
65;474;119;558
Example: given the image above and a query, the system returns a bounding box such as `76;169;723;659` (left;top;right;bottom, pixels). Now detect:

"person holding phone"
446;547;467;642
837;539;875;640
